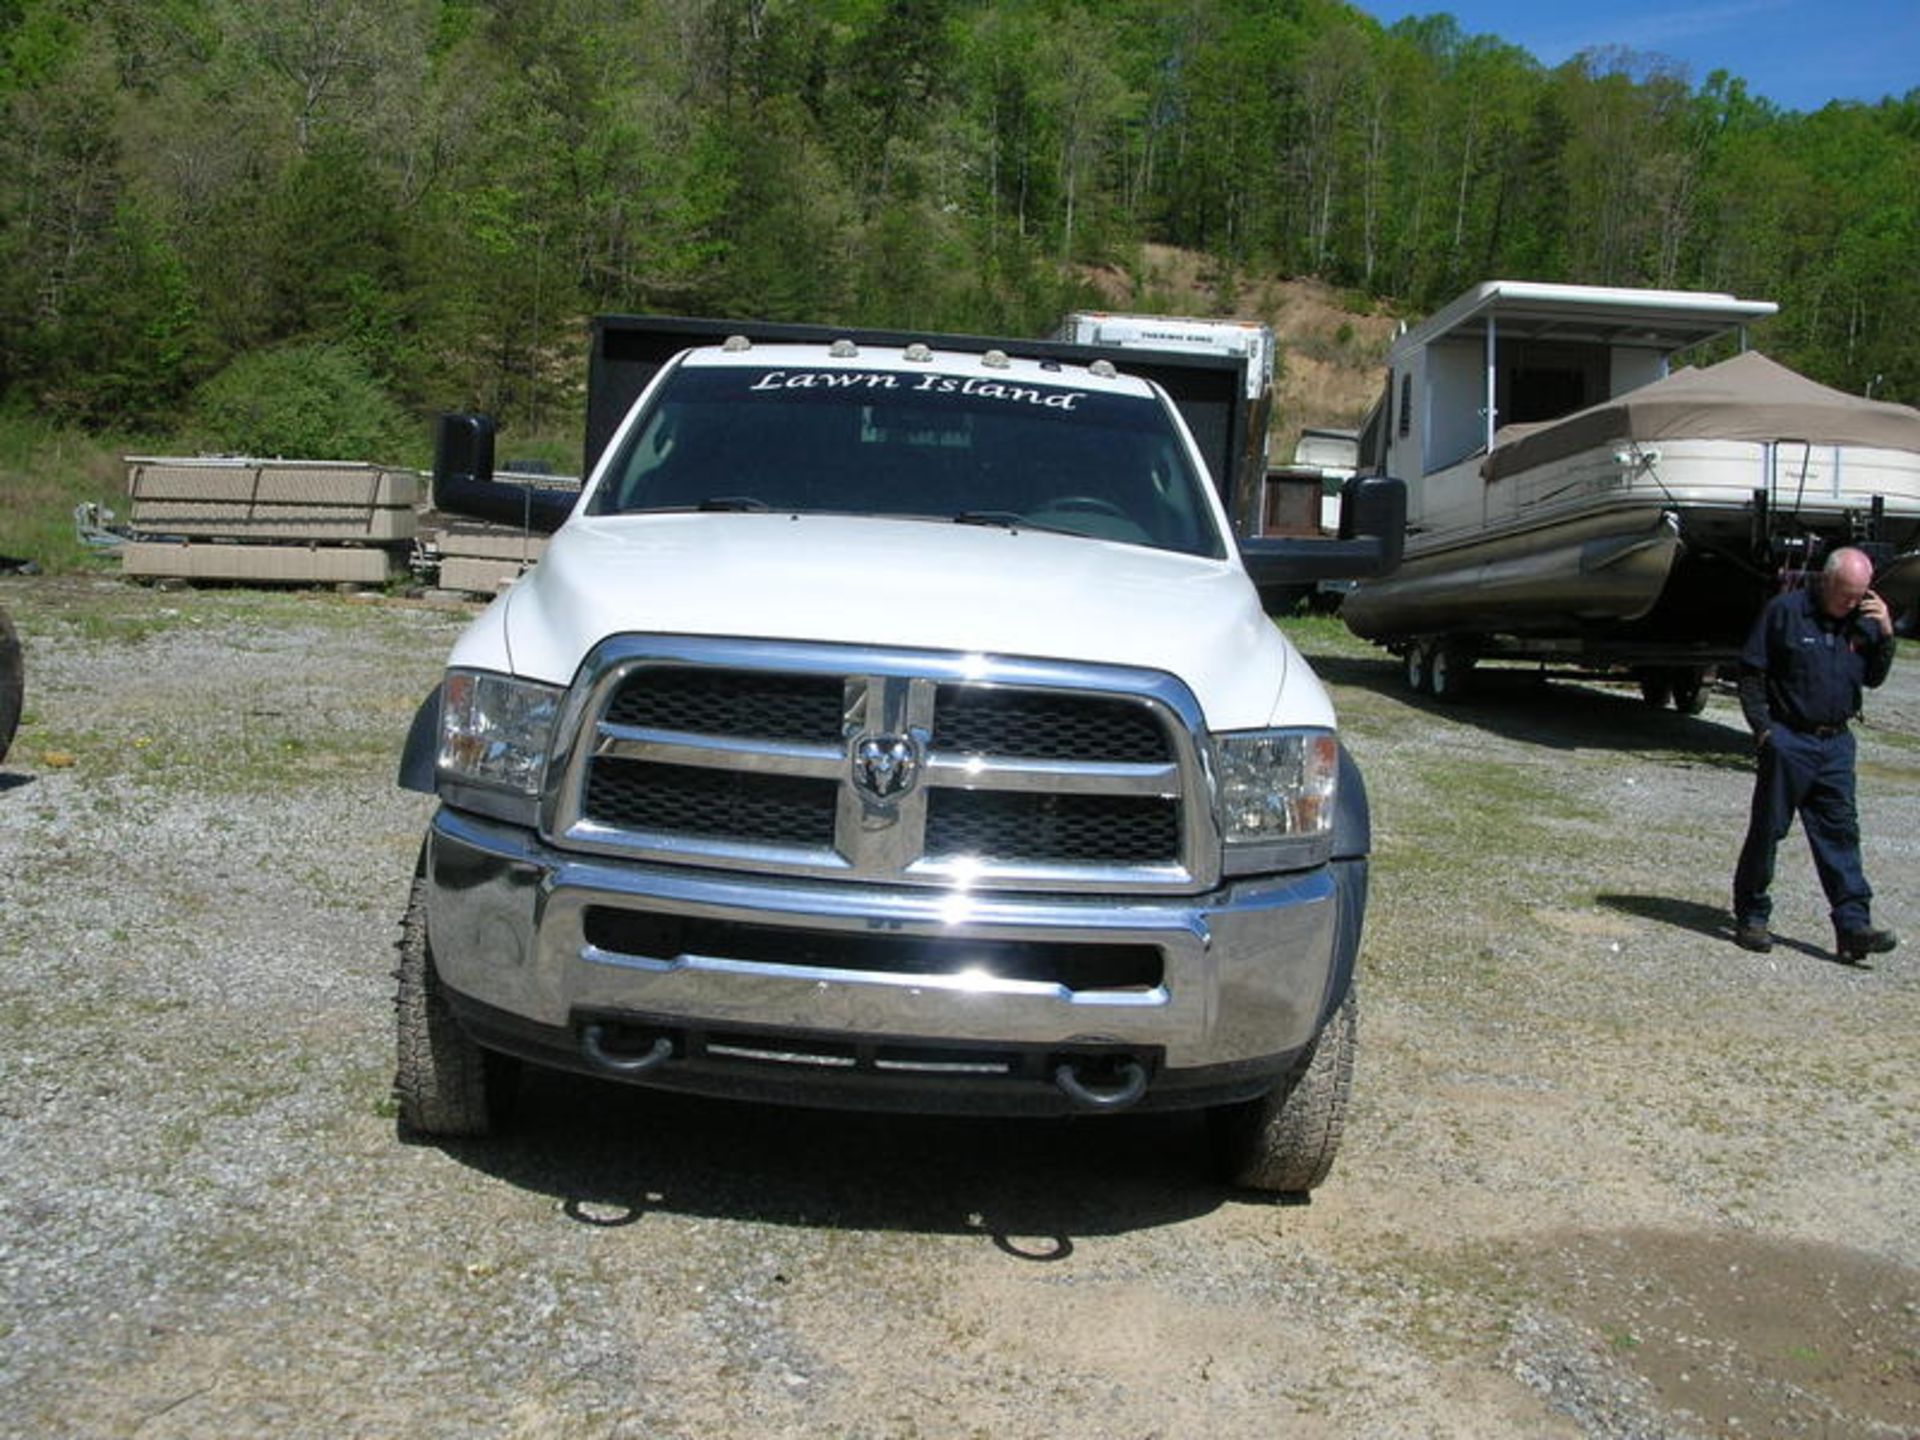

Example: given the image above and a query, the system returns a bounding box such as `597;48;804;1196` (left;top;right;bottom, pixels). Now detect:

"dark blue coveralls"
1732;587;1897;935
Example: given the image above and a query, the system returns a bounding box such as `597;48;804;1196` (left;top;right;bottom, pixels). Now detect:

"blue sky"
1352;1;1919;113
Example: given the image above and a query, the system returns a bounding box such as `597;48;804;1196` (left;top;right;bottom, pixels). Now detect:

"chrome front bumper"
424;804;1359;1106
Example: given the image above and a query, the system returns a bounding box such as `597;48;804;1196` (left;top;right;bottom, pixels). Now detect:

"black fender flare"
1332;742;1369;860
397;684;441;794
1322;856;1369;1031
1323;743;1371;1028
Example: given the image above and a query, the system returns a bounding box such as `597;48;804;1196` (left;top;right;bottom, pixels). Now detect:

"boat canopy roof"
1394;280;1778;361
1483;350;1920;479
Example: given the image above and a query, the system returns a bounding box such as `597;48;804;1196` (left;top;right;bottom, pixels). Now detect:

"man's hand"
1860;589;1893;637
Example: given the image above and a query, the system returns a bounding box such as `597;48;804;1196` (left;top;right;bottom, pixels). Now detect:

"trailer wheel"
0;605;20;765
1637;669;1673;708
1670;669;1709;716
1403;642;1432;695
1429;641;1475;702
394;874;516;1137
1211;989;1355;1194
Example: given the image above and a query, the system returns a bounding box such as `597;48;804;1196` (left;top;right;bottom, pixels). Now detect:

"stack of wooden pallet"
121;457;420;585
422;521;550;597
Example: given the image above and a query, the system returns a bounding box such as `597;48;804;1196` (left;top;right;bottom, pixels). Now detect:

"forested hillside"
3;0;1917;452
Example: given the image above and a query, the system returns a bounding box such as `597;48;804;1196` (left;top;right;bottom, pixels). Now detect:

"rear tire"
1211;989;1356;1194
1429;641;1475;702
1637;668;1673;708
1403;642;1432;695
1670;669;1709;715
393;874;515;1137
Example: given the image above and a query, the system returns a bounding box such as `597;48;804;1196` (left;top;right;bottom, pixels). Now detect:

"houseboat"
1341;281;1920;705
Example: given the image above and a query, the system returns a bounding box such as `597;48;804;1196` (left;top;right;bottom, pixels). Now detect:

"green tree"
3;0;1918;430
28;198;201;425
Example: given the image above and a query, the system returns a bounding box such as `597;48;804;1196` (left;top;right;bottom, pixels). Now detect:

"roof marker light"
982;349;1011;370
1090;359;1118;379
829;339;859;358
904;343;934;363
722;334;752;352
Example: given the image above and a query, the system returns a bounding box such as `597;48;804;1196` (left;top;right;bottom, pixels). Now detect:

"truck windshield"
587;363;1227;558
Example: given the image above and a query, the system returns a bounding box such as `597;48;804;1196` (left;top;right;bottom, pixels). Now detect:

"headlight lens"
437;669;562;797
1213;728;1338;848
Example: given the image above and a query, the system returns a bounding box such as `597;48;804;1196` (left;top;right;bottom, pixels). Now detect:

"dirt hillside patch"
1078;244;1399;460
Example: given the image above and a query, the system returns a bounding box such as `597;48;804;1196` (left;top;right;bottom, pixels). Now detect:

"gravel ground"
1;575;1915;1440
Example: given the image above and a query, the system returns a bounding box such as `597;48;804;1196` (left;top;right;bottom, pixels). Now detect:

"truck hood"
459;513;1328;730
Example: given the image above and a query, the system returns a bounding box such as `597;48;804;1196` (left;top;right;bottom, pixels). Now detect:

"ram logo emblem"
851;733;920;801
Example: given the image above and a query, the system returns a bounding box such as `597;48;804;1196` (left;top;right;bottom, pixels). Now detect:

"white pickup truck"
396;318;1402;1192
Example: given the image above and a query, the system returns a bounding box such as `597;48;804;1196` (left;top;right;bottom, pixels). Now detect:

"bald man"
1732;547;1899;961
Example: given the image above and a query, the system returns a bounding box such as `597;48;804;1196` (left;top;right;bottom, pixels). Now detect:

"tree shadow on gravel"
1305;653;1754;761
433;1068;1249;1245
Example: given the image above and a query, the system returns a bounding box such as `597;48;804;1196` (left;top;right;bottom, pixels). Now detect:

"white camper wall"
1610;347;1668;396
1426;339;1488;473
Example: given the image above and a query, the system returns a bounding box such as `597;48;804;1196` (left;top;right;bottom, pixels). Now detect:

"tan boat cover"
1482;351;1920;480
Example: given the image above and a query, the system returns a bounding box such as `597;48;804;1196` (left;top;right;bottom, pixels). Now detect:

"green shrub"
189;343;415;461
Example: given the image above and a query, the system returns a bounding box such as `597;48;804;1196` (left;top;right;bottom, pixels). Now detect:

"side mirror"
1337;474;1406;556
432;413;574;534
1239;474;1406;592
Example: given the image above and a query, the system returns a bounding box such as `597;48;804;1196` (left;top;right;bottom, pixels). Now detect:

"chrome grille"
924;792;1179;863
583;760;838;847
603;669;842;743
931;686;1170;762
549;638;1217;892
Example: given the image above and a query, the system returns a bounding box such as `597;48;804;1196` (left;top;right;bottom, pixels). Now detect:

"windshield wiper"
952;510;1079;537
697;496;770;512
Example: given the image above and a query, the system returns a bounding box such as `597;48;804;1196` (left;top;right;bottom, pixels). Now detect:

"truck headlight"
1213;727;1338;872
437;669;562;818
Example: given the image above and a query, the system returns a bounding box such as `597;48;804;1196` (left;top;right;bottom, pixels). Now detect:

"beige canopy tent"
1482;351;1920;481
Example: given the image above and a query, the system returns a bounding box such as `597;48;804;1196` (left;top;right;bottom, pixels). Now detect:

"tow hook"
1052;1056;1148;1111
580;1024;673;1076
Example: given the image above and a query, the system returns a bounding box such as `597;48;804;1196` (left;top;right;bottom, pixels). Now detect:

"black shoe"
1836;927;1898;961
1733;921;1773;953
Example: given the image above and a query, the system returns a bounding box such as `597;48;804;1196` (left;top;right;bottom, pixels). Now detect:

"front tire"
393;874;515;1137
1211;990;1356;1194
